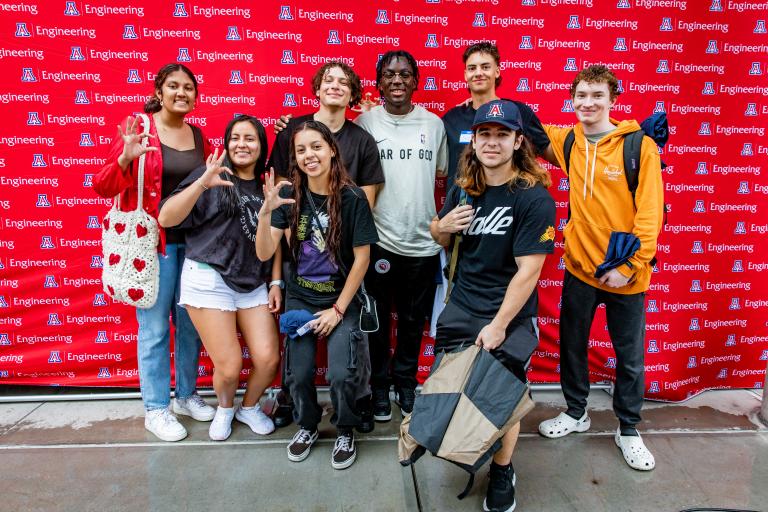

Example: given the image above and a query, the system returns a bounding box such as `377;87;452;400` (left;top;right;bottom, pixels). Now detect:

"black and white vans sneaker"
331;430;356;470
287;428;318;462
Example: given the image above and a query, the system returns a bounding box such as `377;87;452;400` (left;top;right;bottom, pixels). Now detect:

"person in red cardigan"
94;63;215;442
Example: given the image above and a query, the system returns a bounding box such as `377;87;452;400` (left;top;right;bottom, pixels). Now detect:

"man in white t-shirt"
355;50;447;422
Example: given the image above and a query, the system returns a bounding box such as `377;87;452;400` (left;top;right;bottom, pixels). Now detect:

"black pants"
367;245;439;391
559;271;646;428
283;298;364;430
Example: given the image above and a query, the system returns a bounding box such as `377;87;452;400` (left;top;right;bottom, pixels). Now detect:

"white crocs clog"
538;412;591;438
615;428;656;471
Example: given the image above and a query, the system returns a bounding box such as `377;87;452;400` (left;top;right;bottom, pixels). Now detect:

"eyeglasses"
381;70;413;81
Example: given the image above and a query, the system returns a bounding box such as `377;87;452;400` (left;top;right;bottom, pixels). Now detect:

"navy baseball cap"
472;100;524;132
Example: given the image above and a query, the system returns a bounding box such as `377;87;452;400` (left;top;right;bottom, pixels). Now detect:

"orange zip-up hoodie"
545;119;664;294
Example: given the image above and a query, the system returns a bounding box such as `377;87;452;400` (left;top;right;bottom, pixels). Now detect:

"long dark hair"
143;63;198;114
287;120;353;263
457;133;551;196
219;114;268;217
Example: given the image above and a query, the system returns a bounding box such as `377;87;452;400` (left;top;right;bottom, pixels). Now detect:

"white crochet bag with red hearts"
101;113;160;309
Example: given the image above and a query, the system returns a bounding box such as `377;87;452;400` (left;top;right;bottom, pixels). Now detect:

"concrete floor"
0;388;765;512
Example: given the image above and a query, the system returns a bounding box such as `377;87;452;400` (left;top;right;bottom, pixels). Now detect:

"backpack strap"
444;188;472;304
563;129;576;174
622;129;645;201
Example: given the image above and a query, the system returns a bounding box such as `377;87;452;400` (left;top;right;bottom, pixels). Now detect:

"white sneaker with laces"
235;404;275;435
145;408;187;442
538;411;591;438
209;406;235;441
173;393;216;421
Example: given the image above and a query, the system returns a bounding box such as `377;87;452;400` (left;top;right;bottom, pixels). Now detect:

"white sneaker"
538;411;591;438
173;393;216;421
145;408;187;442
615;428;656;471
209;406;235;441
235;404;275;435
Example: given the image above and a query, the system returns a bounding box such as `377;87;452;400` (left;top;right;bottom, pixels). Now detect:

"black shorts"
434;301;537;384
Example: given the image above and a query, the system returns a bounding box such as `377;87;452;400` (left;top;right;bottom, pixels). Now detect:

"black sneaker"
396;387;416;417
372;387;392;422
273;391;294;429
483;462;517;512
355;395;374;434
331;430;356;470
287;428;318;462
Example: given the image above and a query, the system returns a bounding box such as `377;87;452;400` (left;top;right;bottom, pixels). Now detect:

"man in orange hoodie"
538;65;664;471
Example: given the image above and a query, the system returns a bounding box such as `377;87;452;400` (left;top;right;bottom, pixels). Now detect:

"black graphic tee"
442;101;550;185
165;166;272;293
272;185;379;307
438;182;556;319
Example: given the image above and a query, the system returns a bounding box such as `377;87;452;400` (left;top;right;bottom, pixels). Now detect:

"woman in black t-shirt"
159;115;282;442
256;120;378;470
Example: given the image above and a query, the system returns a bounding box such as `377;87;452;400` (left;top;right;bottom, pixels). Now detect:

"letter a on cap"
486;103;503;118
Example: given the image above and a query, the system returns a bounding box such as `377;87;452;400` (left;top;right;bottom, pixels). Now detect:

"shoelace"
293;429;313;444
160;409;177;426
334;434;352;452
187;395;207;408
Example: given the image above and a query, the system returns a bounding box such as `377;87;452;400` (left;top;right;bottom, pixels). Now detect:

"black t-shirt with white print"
271;185;379;307
165;166;272;293
438;182;556;320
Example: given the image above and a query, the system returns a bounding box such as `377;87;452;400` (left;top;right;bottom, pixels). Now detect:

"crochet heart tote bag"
101;113;160;309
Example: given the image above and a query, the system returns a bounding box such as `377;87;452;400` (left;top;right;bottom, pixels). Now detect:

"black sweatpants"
559;270;646;428
367;245;440;392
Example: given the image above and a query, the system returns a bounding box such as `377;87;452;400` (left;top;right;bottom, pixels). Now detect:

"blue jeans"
136;244;202;410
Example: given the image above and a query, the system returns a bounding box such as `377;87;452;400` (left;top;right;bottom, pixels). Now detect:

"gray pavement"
0;388;765;512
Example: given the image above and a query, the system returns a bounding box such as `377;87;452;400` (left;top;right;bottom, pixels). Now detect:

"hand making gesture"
117;116;157;169
261;169;295;214
196;147;234;190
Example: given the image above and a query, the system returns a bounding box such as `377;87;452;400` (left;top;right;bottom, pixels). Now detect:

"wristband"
332;303;344;320
269;279;285;290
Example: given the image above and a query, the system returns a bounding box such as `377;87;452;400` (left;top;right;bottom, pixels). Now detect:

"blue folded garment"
279;309;316;339
595;231;641;279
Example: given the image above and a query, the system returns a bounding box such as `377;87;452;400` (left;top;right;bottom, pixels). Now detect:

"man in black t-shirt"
267;61;384;431
442;42;553;186
431;100;556;512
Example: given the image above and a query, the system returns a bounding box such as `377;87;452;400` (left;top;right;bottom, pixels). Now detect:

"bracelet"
198;179;209;191
332;303;344;320
269;279;285;289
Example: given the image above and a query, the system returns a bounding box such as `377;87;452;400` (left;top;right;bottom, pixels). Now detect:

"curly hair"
375;50;419;90
311;61;363;108
462;41;502;88
569;65;621;100
144;63;198;113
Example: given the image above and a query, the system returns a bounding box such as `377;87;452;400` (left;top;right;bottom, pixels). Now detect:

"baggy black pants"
559;271;646;428
366;245;439;392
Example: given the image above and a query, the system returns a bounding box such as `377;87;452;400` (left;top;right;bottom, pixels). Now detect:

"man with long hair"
431;100;556;512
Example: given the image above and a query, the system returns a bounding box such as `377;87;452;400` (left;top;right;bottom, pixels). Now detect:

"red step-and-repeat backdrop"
0;0;766;400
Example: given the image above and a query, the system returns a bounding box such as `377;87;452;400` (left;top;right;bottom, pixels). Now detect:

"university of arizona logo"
617;80;624;94
561;100;574;112
693;199;706;212
40;236;55;249
49;351;63;363
605;357;616;369
80;133;95;146
27;112;42;125
424;344;434;357
95;330;109;343
558;218;567;231
70;46;86;61
90;255;103;268
691;241;704;254
519;36;533;50
706;40;719;54
123;24;138;39
734;221;747;234
646;300;659;313
376;10;390;24
741;143;754;156
749;62;762;75
613;37;627;51
710;0;723;11
732;259;744;272
425;34;438;48
564;58;578;71
327;30;341;45
177;48;191;62
695;162;708;175
64;1;80;15
32;154;47;167
558;178;570;191
648;381;660;393
173;3;189;17
745;103;758;116
567;15;580;29
15;22;31;37
725;334;736;346
127;69;141;84
737;181;750;194
278;5;293;20
517;78;530;92
656;60;670;73
729;297;742;310
689;318;700;330
653;101;666;113
690;279;702;292
617;0;630;6
687;356;697;368
198;365;208;377
48;313;62;326
522;0;536;5
93;293;108;306
486;103;504;118
424;77;437;91
0;297;7;308
716;368;727;379
659;17;673;31
43;275;58;287
75;90;90;104
0;334;10;346
21;67;37;82
699;122;711;136
473;12;487;27
98;367;112;379
281;50;295;64
283;93;297;107
558;257;566;270
760;350;768;361
83;174;94;187
227;26;241;40
229;70;244;85
87;215;101;229
647;340;659;353
36;194;51;207
755;20;767;34
702;82;715;95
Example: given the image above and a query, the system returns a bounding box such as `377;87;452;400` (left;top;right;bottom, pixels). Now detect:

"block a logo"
123;24;138;39
127;69;141;83
425;34;439;48
517;78;531;92
519;36;533;49
473;13;487;27
177;48;191;62
424;77;437;91
695;162;708;175
97;367;112;379
64;1;81;15
725;334;736;346
278;5;293;20
70;46;85;61
558;218;567;231
558;257;566;270
710;0;723;10
617;0;630;7
745;103;758;116
687;356;697;368
80;133;95;146
21;67;37;82
659;17;673;31
0;297;7;308
15;22;31;37
716;368;727;379
732;259;744;272
522;0;536;5
229;70;244;85
40;236;55;249
760;350;768;361
690;279;702;292
327;30;341;45
693;200;706;213
36;193;51;207
657;60;670;73
698;122;711;136
734;221;747;234
741;143;753;156
93;293;108;306
702;82;715;95
283;93;297;107
564;58;578;71
646;300;659;313
220;26;239;41
653;101;666;113
617;80;624;94
48;313;62;325
605;357;616;369
87;215;101;229
648;381;660;393
0;334;10;345
647;340;659;353
83;174;93;187
90;255;104;268
75;90;90;104
376;10;390;24
43;275;58;287
558;178;570;191
423;344;434;356
49;351;63;363
755;20;767;33
27;112;42;125
689;318;700;330
562;99;574;112
95;330;109;343
691;241;704;254
281;50;295;64
32;154;48;167
749;62;762;75
198;365;208;377
567;15;580;29
737;181;750;194
173;3;189;16
706;40;719;54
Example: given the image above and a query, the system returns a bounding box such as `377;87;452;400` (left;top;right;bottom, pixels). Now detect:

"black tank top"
161;125;204;244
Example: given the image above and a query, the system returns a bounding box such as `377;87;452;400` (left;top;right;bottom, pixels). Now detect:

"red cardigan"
93;114;211;253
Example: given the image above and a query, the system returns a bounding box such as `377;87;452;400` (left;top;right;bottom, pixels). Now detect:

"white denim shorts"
179;258;269;311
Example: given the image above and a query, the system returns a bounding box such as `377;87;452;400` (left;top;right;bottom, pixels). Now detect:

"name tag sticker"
459;131;472;144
